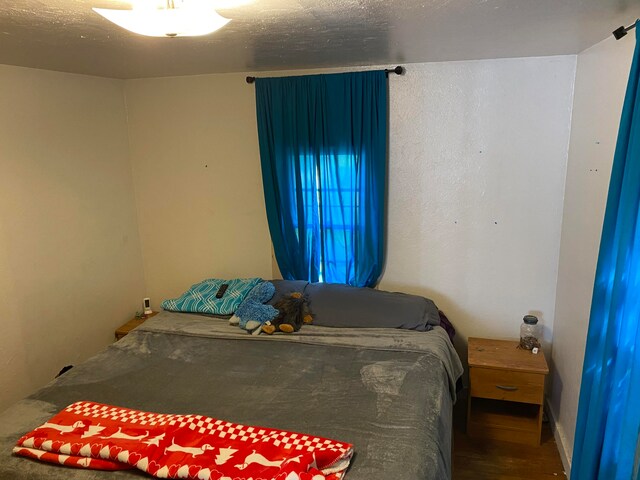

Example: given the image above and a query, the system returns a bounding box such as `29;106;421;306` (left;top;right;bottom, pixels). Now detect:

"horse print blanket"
13;401;354;480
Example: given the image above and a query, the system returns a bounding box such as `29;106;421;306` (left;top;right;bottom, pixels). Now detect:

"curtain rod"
245;66;405;84
613;20;638;40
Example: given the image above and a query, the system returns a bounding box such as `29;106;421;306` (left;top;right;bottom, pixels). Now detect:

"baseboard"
546;401;572;478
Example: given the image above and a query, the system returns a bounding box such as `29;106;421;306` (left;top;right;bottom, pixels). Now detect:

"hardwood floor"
452;395;567;479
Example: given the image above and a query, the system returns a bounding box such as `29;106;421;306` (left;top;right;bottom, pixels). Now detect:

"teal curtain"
572;22;640;480
255;71;387;287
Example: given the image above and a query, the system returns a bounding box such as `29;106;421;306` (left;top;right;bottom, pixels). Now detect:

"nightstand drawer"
470;367;545;405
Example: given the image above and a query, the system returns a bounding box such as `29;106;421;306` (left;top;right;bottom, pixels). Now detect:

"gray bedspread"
0;312;463;480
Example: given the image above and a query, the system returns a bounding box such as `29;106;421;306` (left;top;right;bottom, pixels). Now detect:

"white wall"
550;36;635;470
124;58;577;336
0;55;578;415
380;57;576;355
0;65;146;411
124;74;273;307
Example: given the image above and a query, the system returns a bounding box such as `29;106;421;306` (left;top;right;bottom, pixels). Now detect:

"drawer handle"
496;385;518;391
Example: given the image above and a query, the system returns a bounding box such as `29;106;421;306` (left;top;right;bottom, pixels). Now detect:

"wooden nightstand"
115;311;158;340
467;337;549;446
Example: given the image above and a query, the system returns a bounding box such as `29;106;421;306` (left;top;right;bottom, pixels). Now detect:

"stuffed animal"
262;292;313;334
229;282;278;335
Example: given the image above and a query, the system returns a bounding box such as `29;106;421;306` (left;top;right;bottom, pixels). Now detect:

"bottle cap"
523;315;538;325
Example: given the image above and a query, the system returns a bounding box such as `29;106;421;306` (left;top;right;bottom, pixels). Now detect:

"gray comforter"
0;312;463;480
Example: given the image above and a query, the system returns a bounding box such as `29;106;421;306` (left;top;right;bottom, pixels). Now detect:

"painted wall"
550;36;635;470
0;56;577;413
379;56;576;355
0;65;146;411
124;74;273;307
125;57;577;353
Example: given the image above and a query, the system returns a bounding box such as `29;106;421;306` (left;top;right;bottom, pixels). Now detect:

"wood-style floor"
452;396;567;479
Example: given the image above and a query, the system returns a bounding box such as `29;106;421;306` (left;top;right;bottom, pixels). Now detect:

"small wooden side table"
115;311;158;340
467;337;549;446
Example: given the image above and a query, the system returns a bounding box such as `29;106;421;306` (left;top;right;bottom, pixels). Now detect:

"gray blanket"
0;312;463;480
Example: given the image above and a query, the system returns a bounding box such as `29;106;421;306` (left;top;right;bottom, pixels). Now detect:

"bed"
0;290;462;479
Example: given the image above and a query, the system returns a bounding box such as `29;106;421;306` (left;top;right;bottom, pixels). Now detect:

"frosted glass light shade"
93;1;231;37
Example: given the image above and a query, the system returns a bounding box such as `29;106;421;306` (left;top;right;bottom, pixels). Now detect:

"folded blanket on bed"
13;401;354;480
161;278;262;315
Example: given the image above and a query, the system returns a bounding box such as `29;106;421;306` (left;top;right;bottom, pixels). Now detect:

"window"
298;153;358;282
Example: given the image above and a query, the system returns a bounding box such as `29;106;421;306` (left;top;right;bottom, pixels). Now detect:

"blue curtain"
572;23;640;480
255;71;387;287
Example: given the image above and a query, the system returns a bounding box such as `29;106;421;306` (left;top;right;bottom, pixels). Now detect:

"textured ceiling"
1;0;639;79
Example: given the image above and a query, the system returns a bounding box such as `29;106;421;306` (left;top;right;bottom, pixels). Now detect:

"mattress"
0;311;463;480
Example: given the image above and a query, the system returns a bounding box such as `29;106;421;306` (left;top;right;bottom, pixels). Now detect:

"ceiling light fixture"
93;0;231;38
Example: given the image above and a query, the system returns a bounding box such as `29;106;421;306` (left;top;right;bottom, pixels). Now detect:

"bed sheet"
0;312;462;480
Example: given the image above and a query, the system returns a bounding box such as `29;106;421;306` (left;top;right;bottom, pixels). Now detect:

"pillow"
438;310;456;341
304;282;440;331
161;278;262;315
267;279;310;306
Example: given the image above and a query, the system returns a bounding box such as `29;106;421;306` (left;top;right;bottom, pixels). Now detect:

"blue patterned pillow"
161;278;262;315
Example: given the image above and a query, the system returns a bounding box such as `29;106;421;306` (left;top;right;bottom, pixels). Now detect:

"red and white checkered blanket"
13;401;354;480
